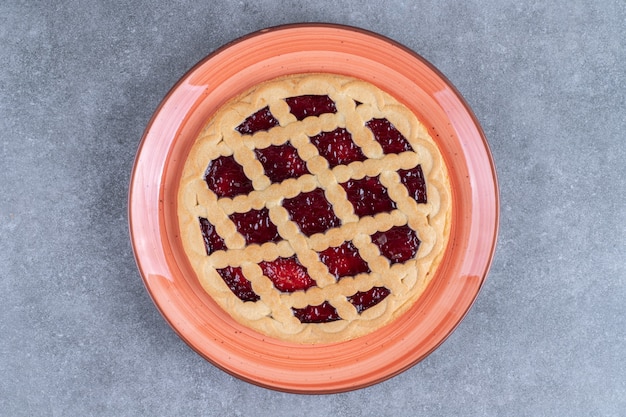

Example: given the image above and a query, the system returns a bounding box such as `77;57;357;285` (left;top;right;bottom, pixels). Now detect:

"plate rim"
129;22;499;393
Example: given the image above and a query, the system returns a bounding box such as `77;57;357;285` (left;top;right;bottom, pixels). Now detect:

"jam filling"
235;106;279;134
199;95;429;323
229;208;280;245
309;127;367;168
340;175;396;217
319;241;370;279
254;142;310;183
348;286;391;313
282;188;341;237
285;95;337;120
259;256;316;293
204;155;254;199
371;225;420;264
292;301;341;323
199;217;226;255
366;118;413;154
399;164;427;204
216;266;260;302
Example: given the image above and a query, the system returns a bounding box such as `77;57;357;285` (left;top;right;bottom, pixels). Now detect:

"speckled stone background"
1;1;624;415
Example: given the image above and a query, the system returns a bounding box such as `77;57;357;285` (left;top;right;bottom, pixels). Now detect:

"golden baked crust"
177;73;451;344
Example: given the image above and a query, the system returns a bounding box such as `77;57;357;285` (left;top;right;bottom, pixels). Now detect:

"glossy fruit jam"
199;94;427;323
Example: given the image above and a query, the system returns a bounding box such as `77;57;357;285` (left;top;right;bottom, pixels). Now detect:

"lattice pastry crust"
177;73;451;344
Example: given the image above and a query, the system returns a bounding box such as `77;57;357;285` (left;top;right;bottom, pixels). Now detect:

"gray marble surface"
1;1;625;415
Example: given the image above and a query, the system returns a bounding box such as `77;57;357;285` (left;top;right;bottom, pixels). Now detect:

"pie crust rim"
177;73;452;344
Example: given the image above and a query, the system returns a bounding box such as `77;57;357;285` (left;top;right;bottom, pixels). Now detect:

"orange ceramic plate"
129;24;498;393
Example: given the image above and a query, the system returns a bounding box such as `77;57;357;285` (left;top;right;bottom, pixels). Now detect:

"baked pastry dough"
178;73;451;344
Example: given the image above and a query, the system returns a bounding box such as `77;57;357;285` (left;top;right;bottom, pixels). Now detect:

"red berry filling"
254;142;310;183
285;95;337;121
235;106;279;134
319;241;370;279
259;256;316;293
292;301;341;323
229;208;280;245
366;118;413;154
340;175;397;217
199;217;226;255
399;164;427;204
199;95;430;326
282;188;341;236
204;155;253;199
309;127;367;168
371;225;420;264
216;266;260;302
348;287;391;313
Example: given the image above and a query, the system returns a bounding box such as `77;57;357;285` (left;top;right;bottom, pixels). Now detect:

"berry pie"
177;73;451;344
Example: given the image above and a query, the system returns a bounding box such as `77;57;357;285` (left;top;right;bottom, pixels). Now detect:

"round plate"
129;24;499;393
